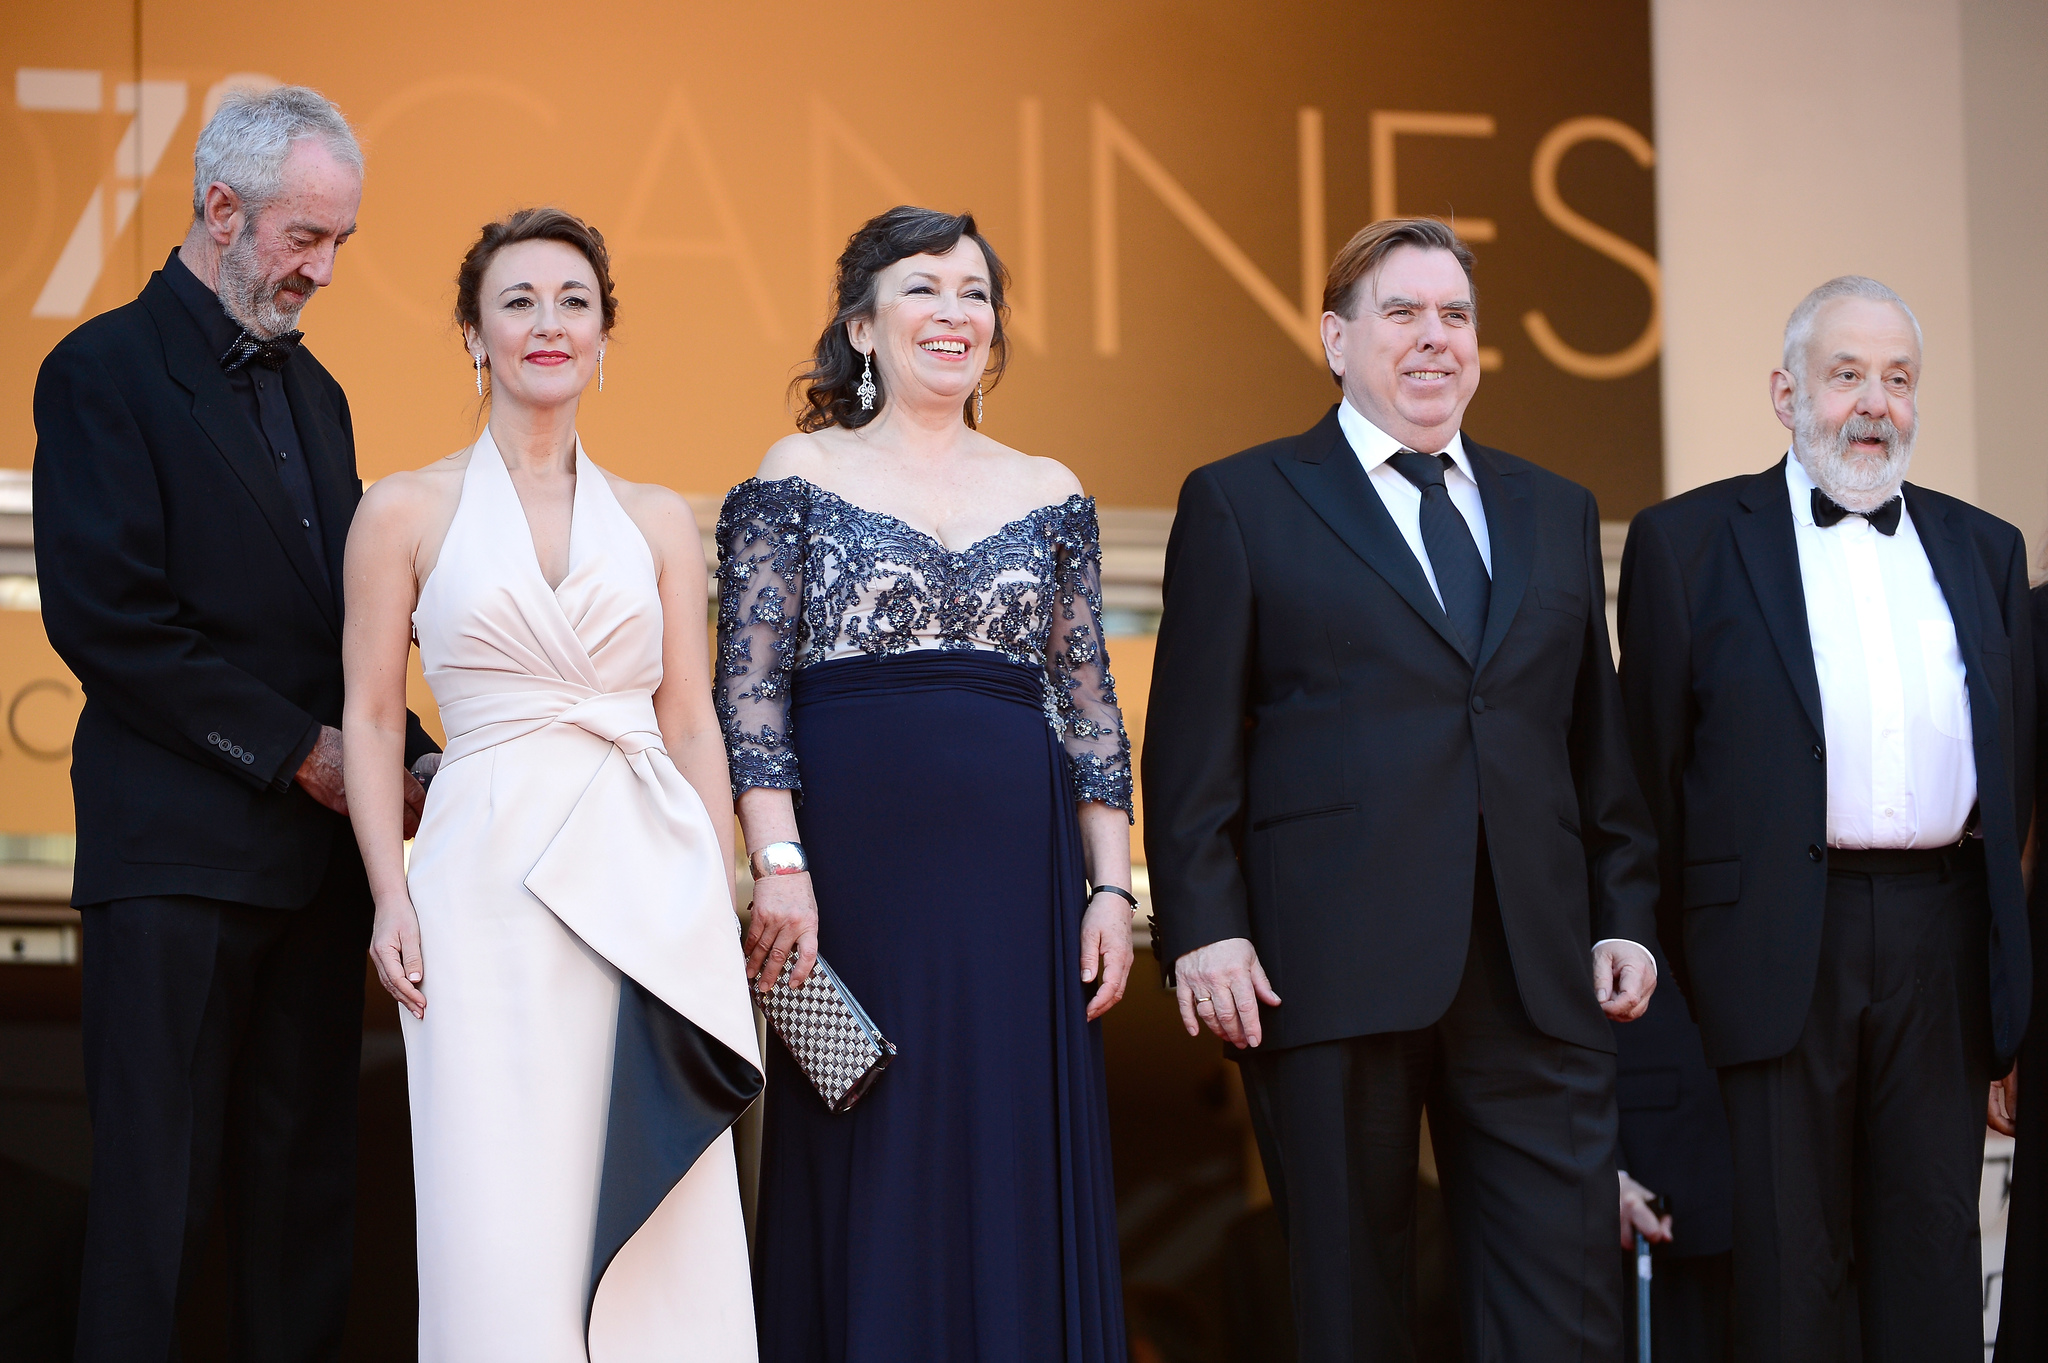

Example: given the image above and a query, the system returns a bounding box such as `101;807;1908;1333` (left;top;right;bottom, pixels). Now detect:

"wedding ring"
1195;995;1212;1005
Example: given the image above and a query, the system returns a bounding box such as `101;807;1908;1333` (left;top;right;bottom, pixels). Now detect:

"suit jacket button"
242;752;255;765
1812;744;1824;761
1808;844;1824;862
208;732;221;744
1471;694;1486;713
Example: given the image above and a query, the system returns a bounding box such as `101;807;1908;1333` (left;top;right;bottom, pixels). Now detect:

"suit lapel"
1273;408;1469;661
144;279;341;636
1905;485;1999;735
1466;442;1532;675
283;359;357;614
1730;458;1822;739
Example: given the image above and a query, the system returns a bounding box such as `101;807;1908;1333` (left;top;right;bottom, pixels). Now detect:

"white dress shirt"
1336;400;1647;967
1785;455;1977;849
1337;399;1491;607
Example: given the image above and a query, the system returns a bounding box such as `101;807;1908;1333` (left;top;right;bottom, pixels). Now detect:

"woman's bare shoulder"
977;434;1085;505
755;430;837;484
603;470;696;531
356;450;469;529
599;472;705;576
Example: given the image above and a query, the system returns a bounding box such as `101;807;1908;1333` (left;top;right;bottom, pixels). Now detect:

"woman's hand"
370;894;427;1019
1080;892;1136;1020
745;871;819;994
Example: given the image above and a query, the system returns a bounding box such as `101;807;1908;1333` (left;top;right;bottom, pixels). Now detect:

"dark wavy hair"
793;206;1009;432
454;207;618;400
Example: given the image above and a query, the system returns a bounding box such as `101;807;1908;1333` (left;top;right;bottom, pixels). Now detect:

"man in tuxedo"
1144;216;1661;1362
1617;275;2032;1361
33;86;436;1360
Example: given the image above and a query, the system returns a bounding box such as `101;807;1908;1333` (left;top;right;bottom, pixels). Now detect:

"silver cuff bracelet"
750;840;809;877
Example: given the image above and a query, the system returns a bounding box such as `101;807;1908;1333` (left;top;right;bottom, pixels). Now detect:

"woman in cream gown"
343;209;760;1361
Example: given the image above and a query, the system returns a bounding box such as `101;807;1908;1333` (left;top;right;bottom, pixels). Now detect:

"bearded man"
1617;275;2032;1362
33;86;435;1360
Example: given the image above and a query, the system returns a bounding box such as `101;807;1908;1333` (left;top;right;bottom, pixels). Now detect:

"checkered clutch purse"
753;947;896;1114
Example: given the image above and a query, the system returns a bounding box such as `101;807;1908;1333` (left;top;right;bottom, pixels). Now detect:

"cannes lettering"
13;70;1657;380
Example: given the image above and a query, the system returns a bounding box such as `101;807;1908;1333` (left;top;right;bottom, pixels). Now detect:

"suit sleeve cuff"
1593;938;1656;977
272;718;322;794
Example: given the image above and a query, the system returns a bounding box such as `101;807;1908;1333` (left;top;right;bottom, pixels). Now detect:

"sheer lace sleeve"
714;478;808;798
1049;500;1135;818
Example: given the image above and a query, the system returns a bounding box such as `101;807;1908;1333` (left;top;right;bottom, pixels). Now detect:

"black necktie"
1386;449;1490;657
1810;486;1901;535
220;328;304;373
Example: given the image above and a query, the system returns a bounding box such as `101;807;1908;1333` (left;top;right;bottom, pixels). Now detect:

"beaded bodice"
714;476;1133;814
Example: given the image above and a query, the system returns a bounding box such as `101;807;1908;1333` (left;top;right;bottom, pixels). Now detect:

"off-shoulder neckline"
736;476;1092;556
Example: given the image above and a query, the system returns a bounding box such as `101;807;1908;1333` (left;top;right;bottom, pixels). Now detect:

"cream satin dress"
402;430;762;1362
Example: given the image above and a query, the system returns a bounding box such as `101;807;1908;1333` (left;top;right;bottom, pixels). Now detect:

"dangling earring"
473;350;483;397
975;381;984;426
856;351;877;411
598;346;605;393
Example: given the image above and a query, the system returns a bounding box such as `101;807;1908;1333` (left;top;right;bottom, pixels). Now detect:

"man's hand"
1595;940;1657;1020
1991;1064;2019;1138
1174;938;1281;1049
402;752;441;840
1619;1170;1673;1249
401;769;427;839
295;724;348;815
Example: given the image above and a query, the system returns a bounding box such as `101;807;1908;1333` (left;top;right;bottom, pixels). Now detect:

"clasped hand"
295;723;428;837
1594;939;1656;1021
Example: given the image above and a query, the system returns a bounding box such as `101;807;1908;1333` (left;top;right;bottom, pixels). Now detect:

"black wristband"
1089;883;1140;912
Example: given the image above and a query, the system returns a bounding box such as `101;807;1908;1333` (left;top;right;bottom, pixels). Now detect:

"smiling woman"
340;205;763;1360
723;206;1135;1362
791;205;1009;432
453;206;619;405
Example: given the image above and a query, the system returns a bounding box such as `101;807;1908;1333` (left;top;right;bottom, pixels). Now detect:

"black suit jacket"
1143;405;1660;1054
1617;457;2033;1068
33;266;435;909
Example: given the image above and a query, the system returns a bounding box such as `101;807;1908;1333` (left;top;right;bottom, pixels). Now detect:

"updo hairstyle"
793;206;1009;432
454;207;619;396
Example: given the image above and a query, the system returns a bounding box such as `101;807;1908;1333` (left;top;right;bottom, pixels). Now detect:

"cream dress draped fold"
403;430;761;1362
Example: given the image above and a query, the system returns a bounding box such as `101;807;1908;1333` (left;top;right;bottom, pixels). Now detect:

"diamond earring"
598;346;605;393
856;351;876;411
473;350;483;396
976;381;984;426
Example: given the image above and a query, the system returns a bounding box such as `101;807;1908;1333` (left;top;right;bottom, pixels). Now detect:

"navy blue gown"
715;477;1131;1363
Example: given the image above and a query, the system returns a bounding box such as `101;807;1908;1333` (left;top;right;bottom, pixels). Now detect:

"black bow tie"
219;329;304;373
1811;486;1902;535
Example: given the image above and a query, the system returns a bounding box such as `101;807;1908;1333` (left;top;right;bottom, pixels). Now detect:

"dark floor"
0;952;1457;1362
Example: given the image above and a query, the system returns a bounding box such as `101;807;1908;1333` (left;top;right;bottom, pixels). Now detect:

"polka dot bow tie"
219;328;304;373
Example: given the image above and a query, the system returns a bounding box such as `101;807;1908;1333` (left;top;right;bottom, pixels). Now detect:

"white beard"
1793;389;1914;512
217;221;312;338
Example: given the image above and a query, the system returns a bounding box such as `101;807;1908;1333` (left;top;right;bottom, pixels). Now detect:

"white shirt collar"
1785;449;1820;527
1337;398;1473;482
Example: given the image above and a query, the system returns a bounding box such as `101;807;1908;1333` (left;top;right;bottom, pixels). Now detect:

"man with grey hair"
1617;276;2032;1360
32;84;436;1359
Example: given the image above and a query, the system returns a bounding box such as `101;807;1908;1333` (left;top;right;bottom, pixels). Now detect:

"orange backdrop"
2;0;1658;836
